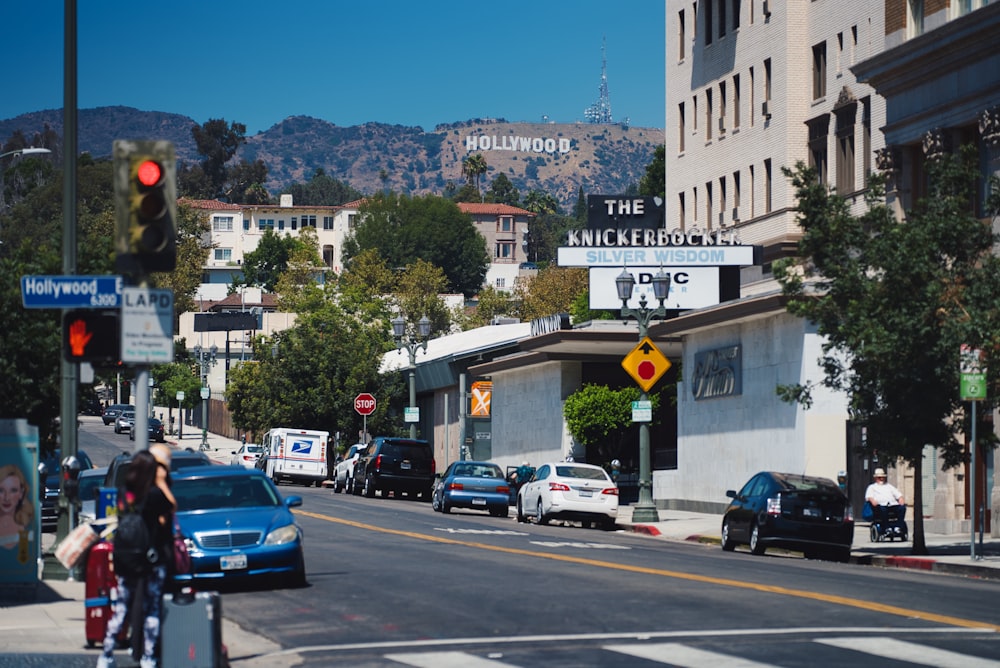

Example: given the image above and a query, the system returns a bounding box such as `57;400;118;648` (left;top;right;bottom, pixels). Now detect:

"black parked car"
129;417;166;443
721;471;854;562
103;449;212;490
353;437;435;500
39;450;94;532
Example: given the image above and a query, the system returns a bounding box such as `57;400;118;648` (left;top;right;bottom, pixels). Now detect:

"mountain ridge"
0;107;664;211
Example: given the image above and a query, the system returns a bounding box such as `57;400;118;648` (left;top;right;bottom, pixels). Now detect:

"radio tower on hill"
584;37;613;124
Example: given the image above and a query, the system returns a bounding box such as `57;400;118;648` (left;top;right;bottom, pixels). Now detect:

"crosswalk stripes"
380;636;1000;667
816;637;1000;668
604;642;774;667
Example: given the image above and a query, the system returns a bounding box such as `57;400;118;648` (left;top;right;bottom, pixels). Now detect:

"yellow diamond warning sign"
621;337;671;392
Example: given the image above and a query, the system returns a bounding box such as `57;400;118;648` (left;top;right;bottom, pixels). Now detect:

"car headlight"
264;524;300;546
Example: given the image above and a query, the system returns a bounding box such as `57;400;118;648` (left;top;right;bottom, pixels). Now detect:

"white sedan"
516;461;619;530
332;443;367;493
230;443;264;469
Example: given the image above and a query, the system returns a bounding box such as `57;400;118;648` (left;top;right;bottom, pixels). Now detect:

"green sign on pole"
960;345;987;401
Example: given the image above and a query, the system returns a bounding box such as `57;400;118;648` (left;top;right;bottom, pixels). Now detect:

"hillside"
0;107;663;211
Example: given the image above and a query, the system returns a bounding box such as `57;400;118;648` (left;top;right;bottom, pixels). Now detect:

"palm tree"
461;153;488;201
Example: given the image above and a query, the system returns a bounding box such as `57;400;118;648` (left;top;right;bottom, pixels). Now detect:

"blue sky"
2;1;665;136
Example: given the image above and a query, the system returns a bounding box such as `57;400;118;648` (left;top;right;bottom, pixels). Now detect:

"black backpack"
113;494;158;578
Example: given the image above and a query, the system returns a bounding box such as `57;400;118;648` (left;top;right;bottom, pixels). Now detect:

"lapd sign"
121;287;173;363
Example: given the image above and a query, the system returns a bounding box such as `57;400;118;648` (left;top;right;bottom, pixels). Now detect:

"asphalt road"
75;421;1000;667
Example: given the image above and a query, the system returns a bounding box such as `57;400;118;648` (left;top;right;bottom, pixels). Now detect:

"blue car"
171;466;306;587
431;461;510;517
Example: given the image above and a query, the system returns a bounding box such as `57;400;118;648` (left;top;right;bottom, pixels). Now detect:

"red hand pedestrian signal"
62;311;120;363
68;317;94;356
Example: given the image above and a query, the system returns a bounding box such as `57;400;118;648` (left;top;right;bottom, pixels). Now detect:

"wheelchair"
869;504;908;542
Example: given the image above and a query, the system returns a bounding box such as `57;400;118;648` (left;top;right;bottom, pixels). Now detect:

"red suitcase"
84;540;128;648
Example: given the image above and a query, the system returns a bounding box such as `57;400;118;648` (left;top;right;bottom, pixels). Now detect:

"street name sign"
121;287;173;363
21;275;123;309
960;345;987;401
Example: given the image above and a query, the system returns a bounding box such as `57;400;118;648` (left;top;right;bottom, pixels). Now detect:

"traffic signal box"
62;310;120;363
113;139;177;275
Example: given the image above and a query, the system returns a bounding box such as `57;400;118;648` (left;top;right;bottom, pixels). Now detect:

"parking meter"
61;455;81;503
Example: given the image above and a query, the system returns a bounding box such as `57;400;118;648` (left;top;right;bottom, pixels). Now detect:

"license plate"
578;489;594;498
472;497;487;506
803;507;819;518
401;461;411;470
220;553;247;571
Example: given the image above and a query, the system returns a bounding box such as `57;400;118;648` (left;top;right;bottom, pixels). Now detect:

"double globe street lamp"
392;315;431;439
616;267;672;524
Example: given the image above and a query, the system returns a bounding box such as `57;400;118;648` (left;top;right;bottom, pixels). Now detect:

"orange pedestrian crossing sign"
621;337;671;392
470;381;492;417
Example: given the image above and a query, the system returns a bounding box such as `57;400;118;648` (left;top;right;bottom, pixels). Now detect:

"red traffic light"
62;310;120;363
136;159;163;188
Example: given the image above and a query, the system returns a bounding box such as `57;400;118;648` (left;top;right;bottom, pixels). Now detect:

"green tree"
522;189;560;215
459;285;517;329
514;266;590;321
639;145;665;200
563;384;660;465
155;201;212;317
274;227;326;313
573;186;587;224
484;173;520;206
238;229;299;292
180;118;270;203
342;193;489;297
394;258;451;336
774;148;1000;555
461;153;488;200
284;168;362;206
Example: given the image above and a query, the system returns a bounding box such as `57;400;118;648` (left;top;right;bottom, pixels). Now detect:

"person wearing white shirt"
865;468;904;527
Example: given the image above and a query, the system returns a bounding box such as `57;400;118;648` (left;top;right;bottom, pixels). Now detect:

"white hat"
873;468;886;478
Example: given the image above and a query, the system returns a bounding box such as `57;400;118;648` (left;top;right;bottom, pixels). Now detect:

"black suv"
353;437;434;501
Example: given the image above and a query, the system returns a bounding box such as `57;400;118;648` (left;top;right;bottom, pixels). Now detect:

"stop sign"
354;393;377;416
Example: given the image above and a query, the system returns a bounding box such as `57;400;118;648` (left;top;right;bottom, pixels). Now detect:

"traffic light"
62;310;120;363
113;139;176;275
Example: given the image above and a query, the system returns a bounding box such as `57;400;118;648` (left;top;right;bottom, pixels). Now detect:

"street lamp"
0;147;52;161
392;315;431;439
193;344;218;451
617;267;672;524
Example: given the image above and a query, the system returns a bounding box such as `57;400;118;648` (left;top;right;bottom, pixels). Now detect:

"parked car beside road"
353;437;434;500
103;449;212;490
102;404;134;426
431;460;510;517
720;471;854;562
39;450;94;532
171;465;306;588
77;466;108;524
113;410;135;434
331;443;366;493
516;461;618;530
129;417;165;442
230;443;263;469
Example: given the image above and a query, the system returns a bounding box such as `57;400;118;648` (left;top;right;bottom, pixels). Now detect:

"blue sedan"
171;466;306;587
431;461;510;517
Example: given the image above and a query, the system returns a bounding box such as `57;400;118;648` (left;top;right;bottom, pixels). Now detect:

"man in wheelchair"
865;468;908;542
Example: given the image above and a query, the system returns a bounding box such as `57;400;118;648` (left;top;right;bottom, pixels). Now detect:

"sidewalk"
615;505;1000;581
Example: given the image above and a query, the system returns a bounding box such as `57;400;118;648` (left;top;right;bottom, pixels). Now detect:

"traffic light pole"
133;367;150;454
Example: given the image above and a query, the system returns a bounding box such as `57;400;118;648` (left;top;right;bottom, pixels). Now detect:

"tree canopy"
774;147;1000;555
342;192;489;297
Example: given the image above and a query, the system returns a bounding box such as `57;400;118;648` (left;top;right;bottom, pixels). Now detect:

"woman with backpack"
98;448;175;668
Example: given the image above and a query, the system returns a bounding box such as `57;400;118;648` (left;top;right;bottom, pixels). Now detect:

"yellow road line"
294;509;1000;632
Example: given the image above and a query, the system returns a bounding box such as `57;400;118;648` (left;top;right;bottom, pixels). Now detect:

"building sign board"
194;312;258;332
589;267;719;311
559;245;755;267
120;287;173;363
692;345;742;400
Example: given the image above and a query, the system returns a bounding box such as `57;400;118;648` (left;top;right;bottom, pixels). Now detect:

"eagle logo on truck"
290;438;313;454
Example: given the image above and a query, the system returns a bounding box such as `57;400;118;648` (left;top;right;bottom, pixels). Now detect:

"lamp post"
392;315;431;439
617;267;672;524
193;344;218;450
0;147;52;160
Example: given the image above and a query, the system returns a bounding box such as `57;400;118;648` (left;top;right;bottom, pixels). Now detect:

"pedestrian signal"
114;140;176;275
62;310;120;363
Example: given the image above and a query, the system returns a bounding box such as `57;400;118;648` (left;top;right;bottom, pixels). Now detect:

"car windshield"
554;465;609;481
383;444;429;459
78;473;103;502
246;444;263;453
776;475;839;494
173;476;281;511
453;464;503;479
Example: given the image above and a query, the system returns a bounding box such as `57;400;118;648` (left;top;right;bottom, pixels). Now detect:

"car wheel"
492;506;509;519
431;493;440;511
536;500;549;525
721;518;736;551
363;475;375;498
601;517;616;531
351;476;362;496
441;501;451;514
749;522;765;555
831;547;851;563
516;499;527;523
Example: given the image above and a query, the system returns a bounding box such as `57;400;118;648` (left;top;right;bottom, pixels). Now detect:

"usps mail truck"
263;427;330;486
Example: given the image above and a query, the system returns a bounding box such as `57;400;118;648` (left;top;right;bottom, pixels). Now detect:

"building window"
719;0;727;39
719;176;727;227
808;115;830;185
749;66;755;127
495;277;506;289
706;181;713;228
836;32;844;76
323;216;334;230
706;88;713;140
679;102;686;153
705;0;713;45
693;95;698;133
749;164;755;219
212;216;233;232
862;97;871;186
678;9;686;60
764;159;772;213
733;170;741;220
908;1;924;38
495;242;514;260
277;219;285;231
302;215;317;227
214;248;232;262
693;186;699;224
812;42;827;100
679;191;686;227
836;104;857;194
257;219;274;231
733;0;741;30
733;74;741;129
719;81;727;133
348;214;358;230
851;26;858;65
763;58;772;118
498;216;513;233
323;245;335;268
291;217;298;231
